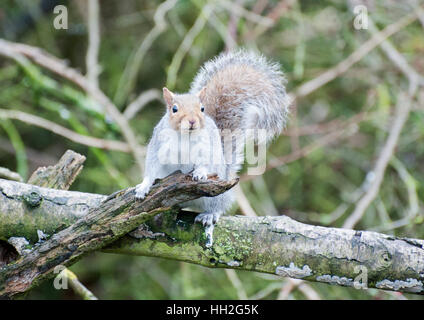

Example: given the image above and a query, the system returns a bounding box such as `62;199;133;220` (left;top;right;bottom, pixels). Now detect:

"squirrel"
135;50;289;243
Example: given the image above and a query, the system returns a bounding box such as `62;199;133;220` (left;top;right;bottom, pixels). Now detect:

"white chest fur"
156;128;222;175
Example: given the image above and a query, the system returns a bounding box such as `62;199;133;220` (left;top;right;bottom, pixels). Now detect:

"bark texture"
0;171;237;299
27;150;86;190
1;176;424;295
109;212;424;294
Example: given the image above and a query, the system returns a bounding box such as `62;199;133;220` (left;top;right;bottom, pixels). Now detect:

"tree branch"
0;38;145;174
85;0;101;89
0;176;423;296
0;109;130;153
292;9;420;100
0;167;22;182
25;150;98;300
27;150;86;190
0;172;237;299
109;214;424;295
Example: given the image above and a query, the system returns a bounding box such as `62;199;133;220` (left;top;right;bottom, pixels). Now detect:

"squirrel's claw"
192;167;209;181
195;212;221;247
195;212;221;227
135;183;150;200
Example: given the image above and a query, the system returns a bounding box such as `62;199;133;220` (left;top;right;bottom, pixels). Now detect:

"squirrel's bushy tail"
190;49;290;175
190;50;290;141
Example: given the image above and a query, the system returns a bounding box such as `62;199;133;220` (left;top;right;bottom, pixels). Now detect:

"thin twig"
297;281;321;300
0;167;23;182
241;114;363;182
284;111;368;136
218;0;274;27
61;268;98;300
343;85;418;229
368;17;424;86
86;0;101;89
340;7;424;229
292;10;420;100
0;109;131;152
123;89;162;119
277;278;320;300
289;102;300;152
248;282;283;300
0;39;145;173
114;0;178;106
224;0;242;51
277;279;296;300
249;0;296;40
251;176;279;216
191;0;236;50
167;4;214;89
371;157;420;232
224;269;248;300
234;184;258;217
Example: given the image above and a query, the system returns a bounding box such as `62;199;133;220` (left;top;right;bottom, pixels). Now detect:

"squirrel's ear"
163;87;174;106
198;87;207;102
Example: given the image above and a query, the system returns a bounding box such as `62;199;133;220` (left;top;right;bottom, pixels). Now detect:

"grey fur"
136;113;234;225
190;49;290;140
136;50;289;235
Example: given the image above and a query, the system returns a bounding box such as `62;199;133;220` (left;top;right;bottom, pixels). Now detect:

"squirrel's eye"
172;105;178;113
200;105;205;112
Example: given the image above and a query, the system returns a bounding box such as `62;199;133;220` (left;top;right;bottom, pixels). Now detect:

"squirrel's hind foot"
195;211;221;227
135;180;152;200
195;211;222;248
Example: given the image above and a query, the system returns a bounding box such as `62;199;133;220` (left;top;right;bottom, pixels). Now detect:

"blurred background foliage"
0;0;423;299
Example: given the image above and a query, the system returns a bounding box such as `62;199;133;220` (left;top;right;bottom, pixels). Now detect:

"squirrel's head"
163;87;207;132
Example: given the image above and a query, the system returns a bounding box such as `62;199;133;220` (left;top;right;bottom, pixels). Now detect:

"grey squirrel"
135;50;289;242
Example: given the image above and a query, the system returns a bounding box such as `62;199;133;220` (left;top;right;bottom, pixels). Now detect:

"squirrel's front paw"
135;182;150;200
192;167;209;181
